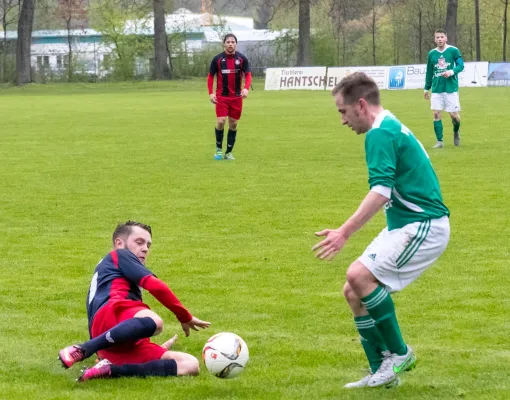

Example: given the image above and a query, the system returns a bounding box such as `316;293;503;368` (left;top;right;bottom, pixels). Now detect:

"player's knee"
152;316;164;335
346;262;368;290
343;282;358;303
433;111;441;120
178;355;200;376
450;113;460;122
229;120;238;130
216;118;226;129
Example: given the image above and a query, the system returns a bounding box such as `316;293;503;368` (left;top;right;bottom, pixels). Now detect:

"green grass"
0;80;509;399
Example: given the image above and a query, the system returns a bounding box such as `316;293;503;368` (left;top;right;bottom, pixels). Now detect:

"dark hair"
331;72;380;106
112;220;152;244
223;33;237;43
435;29;447;35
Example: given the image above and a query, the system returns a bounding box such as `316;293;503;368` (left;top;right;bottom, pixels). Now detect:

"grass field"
0;79;509;400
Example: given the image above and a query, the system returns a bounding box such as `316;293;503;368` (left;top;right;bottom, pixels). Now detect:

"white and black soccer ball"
202;332;249;378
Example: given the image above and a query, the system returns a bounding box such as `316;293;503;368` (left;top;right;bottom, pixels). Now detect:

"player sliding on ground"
313;72;450;389
58;221;210;382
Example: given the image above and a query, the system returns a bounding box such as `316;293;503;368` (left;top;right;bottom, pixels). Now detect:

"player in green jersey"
313;72;450;389
424;29;464;148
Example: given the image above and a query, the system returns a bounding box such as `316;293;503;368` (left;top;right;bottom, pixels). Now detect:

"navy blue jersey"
86;249;154;329
209;51;251;97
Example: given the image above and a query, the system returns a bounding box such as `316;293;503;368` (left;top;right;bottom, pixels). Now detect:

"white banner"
264;67;327;90
264;62;489;91
326;66;387;90
386;62;489;90
459;62;489;87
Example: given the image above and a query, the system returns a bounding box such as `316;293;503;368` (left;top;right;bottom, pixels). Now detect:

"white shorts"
431;92;461;112
359;216;450;293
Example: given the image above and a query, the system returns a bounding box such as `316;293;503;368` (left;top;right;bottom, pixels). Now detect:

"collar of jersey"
372;109;392;129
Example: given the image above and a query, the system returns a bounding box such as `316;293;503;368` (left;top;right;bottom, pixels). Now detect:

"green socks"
354;315;387;373
433;120;443;141
361;286;407;356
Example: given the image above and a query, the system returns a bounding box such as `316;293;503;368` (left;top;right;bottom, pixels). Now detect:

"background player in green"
313;72;450;389
424;29;464;148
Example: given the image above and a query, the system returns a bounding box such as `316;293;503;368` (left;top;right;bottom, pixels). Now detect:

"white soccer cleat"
367;346;416;388
432;141;444;149
344;370;400;389
224;152;235;160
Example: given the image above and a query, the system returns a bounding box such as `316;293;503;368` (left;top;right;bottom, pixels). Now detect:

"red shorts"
91;300;167;365
216;95;243;120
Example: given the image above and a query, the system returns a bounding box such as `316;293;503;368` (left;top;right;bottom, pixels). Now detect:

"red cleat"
58;345;86;369
78;359;112;382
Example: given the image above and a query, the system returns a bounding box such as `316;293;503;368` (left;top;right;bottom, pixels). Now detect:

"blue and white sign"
388;66;406;89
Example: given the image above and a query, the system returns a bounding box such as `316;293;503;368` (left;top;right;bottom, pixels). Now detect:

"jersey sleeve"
365;129;397;190
115;249;154;284
424;53;433;91
241;54;251;73
452;48;464;74
209;56;218;76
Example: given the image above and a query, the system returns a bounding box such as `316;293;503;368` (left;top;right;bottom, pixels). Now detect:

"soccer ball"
202;332;249;378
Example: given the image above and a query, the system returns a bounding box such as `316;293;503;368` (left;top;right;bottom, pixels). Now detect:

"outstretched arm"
312;190;389;261
140;275;192;323
140;275;211;336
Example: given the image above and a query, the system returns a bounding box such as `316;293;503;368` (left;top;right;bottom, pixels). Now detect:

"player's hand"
241;88;249;99
181;316;211;337
441;70;454;78
161;334;178;350
424;91;430;100
312;229;349;261
210;94;217;104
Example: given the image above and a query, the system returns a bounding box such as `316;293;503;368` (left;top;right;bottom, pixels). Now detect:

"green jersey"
365;110;449;230
424;45;464;93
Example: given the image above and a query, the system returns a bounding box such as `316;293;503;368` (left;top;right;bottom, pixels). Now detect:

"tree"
153;0;171;79
297;0;310;65
1;0;20;82
444;0;458;45
56;0;88;81
16;0;35;85
502;0;508;60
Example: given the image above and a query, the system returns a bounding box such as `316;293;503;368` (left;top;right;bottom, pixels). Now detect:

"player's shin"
80;317;157;356
433;120;443;141
361;286;407;356
110;360;178;378
226;129;237;153
354;316;387;373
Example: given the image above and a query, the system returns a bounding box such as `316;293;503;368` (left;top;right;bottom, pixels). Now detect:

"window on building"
36;56;50;70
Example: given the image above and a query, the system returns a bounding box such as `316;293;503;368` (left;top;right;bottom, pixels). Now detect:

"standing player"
207;33;252;160
424;29;464;148
313;73;450;388
58;221;210;382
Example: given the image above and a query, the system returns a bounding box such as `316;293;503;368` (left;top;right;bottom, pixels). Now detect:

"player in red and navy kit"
208;33;252;161
58;221;210;382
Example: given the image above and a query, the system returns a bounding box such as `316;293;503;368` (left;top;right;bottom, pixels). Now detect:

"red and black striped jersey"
209;51;251;97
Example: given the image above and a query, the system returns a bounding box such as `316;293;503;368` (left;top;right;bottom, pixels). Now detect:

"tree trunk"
444;0;458;45
503;0;508;61
153;0;170;80
66;20;73;82
372;0;376;65
16;0;35;85
297;0;311;66
474;0;481;60
418;7;423;62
